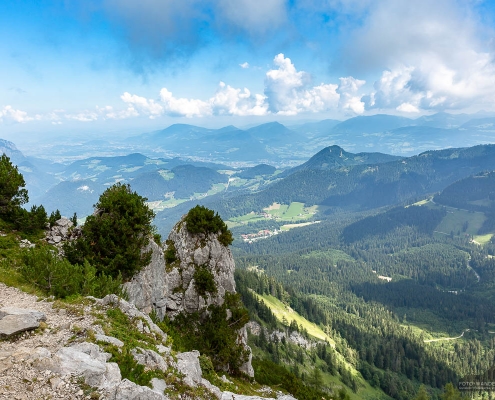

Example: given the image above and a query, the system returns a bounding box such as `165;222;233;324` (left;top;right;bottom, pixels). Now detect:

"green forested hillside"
214;144;495;219
232;194;495;399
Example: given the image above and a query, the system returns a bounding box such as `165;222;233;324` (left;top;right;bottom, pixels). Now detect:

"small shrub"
193;265;217;298
48;209;61;227
163;292;249;374
184;206;233;246
19;246;124;299
164;239;178;270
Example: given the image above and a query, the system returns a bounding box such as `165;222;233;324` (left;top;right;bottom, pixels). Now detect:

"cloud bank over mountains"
2;0;495;127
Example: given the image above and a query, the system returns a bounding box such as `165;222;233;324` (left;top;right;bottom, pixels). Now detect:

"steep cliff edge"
124;213;254;377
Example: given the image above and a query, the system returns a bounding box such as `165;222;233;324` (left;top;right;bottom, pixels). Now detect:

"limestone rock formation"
123;240;169;320
45;217;81;247
124;215;254;377
0;307;46;337
125;218;236;320
165;218;237;317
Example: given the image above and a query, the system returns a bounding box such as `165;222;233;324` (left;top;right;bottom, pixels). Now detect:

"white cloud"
264;53;340;115
210;82;268;116
121;92;163;119
239;62;250;69
159;88;210;118
337;77;366;115
64;111;99;122
98;105;139;120
396;103;419;113
0;105;33;123
342;0;495;113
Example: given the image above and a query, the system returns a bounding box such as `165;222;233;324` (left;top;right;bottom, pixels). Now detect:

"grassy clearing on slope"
254;293;388;399
431;206;486;237
253;292;332;343
473;233;493;245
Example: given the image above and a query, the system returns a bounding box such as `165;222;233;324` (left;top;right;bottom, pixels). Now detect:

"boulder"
176;350;202;387
95;334;124;348
0;307;46;337
131;347;168;371
106;378;168;400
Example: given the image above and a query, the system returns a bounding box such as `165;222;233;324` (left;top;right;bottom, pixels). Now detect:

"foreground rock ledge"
0;307;46;337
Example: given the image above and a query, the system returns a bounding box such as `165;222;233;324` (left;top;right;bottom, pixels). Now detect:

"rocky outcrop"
221;393;297;400
164;220;236;317
45;217;81;246
124;217;254;377
0;307;46;337
125;218;236;320
123;240;169;320
94;294;167;341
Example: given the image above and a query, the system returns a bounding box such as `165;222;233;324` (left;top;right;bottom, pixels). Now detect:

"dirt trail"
0;283;96;399
424;330;468;343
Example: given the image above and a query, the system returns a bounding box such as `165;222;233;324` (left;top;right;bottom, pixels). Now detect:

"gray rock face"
0;307;46;337
124;216;254;377
238;325;254;377
36;342;121;390
45;217;80;246
124;240;169;319
166;220;236;317
125;219;237;321
176;350;202;387
131;347;168;372
107;378;168;400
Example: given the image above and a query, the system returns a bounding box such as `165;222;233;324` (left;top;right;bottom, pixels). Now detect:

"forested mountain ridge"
213;144;495;219
286;145;401;175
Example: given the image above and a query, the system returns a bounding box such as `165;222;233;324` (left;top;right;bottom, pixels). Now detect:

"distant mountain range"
117;112;495;163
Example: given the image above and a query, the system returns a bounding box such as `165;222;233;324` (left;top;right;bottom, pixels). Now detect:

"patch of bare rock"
0;285;296;400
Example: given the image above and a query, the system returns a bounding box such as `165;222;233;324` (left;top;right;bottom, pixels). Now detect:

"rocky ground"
0;283;97;399
0;284;297;400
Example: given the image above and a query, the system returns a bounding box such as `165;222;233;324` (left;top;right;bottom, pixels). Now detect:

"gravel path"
0;283;97;399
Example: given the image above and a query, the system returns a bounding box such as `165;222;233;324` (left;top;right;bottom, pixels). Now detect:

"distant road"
424;330;468;343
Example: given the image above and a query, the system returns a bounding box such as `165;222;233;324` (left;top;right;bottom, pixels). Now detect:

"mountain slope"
331;114;413;134
288;145;401;174
213;144;495;218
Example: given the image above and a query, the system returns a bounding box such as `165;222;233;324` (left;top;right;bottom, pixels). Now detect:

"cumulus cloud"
264;53;340;115
159;89;210;118
239;62;250;69
121;92;163;119
340;0;495;112
210;82;268;116
0;106;33;123
337;77;366;115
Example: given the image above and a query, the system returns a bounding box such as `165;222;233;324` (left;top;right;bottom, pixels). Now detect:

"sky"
2;0;495;139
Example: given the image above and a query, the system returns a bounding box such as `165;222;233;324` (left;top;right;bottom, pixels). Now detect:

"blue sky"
2;0;495;138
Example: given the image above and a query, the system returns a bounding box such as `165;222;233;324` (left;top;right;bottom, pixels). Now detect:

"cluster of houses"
241;229;280;243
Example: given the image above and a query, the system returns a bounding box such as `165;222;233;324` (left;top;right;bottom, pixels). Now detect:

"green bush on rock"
193;265;218;298
184;205;233;246
158;293;249;375
65;183;156;280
